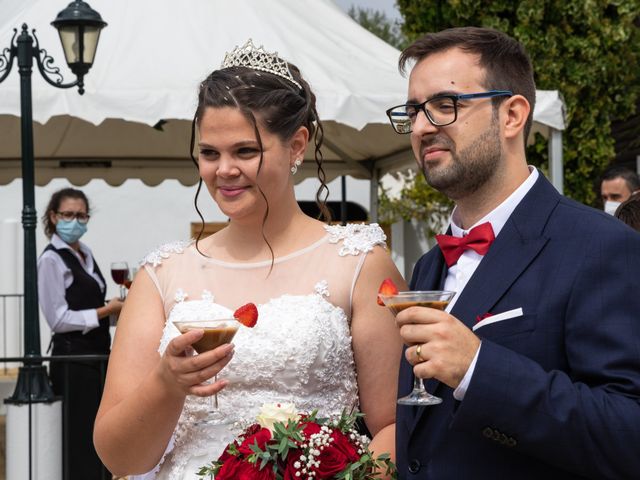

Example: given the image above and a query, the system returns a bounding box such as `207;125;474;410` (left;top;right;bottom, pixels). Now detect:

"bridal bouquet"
197;403;396;479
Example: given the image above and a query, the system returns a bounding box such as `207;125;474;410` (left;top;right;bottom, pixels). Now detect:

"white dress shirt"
446;167;539;400
37;233;105;334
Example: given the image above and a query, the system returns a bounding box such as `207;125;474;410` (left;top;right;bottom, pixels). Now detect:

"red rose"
216;456;275;480
301;421;321;437
217;441;239;463
238;427;272;456
244;423;264;437
310;430;361;479
329;430;360;462
282;451;303;480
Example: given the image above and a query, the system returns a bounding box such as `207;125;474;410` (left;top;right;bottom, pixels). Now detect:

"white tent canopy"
0;0;566;200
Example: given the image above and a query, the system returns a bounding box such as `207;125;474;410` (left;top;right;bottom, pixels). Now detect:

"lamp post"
0;0;106;404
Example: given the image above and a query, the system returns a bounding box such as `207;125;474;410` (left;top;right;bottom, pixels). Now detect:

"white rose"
256;402;299;432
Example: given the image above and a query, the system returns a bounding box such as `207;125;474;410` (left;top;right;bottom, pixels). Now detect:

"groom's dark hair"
399;26;536;141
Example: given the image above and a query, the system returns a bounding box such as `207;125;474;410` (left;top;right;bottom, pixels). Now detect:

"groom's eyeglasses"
385;90;513;134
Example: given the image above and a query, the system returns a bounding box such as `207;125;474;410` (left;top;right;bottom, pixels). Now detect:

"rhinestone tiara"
220;39;302;90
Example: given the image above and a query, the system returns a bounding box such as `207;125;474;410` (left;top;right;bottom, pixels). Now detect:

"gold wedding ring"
415;344;424;363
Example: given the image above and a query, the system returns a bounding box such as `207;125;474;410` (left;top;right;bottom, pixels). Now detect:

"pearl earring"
291;158;302;175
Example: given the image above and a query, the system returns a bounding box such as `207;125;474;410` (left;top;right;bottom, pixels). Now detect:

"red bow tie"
435;222;496;267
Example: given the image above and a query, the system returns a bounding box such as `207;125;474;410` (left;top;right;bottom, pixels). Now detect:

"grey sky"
333;0;402;21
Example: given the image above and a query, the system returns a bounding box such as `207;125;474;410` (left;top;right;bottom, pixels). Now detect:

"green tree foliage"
348;6;408;49
378;169;454;233
384;0;640;219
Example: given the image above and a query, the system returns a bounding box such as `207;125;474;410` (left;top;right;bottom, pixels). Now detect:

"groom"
389;27;640;479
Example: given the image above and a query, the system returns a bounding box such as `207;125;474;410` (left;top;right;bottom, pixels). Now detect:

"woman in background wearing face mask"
38;187;123;479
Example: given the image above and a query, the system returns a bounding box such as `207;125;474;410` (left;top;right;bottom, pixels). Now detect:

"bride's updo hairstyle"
189;53;330;261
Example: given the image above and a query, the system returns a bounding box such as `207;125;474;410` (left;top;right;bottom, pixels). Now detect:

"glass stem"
213;375;219;410
413;375;426;392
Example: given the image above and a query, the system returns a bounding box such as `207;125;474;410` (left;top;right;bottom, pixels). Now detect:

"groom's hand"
396;307;480;389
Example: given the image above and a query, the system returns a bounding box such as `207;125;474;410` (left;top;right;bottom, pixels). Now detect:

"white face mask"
604;200;622;215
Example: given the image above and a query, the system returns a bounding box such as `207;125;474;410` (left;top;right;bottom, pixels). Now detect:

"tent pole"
369;167;379;222
548;129;563;194
340;176;347;225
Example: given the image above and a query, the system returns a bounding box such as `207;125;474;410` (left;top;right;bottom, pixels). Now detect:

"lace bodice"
140;224;386;479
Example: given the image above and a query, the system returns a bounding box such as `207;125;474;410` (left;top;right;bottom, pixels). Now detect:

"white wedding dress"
135;224;387;480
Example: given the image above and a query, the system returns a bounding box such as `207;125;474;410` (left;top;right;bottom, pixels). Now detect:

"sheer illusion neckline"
190;233;330;269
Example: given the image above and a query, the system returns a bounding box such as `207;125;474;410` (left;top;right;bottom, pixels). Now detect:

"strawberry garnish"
377;278;399;306
234;303;258;328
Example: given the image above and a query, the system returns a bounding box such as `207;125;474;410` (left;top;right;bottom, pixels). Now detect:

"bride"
93;40;405;479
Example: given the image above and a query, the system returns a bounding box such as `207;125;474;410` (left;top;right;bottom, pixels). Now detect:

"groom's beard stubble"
420;119;502;201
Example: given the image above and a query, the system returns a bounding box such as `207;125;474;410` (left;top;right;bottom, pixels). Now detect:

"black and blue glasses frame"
386;90;513;134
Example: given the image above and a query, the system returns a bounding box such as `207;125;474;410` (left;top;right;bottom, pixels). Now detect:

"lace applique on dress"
174;289;188;303
325;223;387;256
140;240;192;267
201;290;214;303
314;280;330;297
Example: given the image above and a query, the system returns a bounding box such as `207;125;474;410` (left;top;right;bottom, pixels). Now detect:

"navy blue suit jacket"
396;173;640;479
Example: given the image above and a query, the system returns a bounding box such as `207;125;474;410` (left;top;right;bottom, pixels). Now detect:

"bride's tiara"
220;39;302;90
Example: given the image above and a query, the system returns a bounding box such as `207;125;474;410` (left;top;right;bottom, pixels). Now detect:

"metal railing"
1;354;110;480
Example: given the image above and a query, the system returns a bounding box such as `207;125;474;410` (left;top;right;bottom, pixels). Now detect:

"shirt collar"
450;166;539;238
51;233;93;259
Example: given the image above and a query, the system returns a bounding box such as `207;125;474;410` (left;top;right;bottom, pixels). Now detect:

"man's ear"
502;95;530;141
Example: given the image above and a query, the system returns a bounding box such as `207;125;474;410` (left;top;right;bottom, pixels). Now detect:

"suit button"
499;433;508;444
507;437;517;447
482;426;493;438
408;459;421;474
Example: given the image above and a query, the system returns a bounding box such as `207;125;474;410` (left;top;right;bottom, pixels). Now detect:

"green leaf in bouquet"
196;464;215;479
273;421;289;437
259;454;271;470
306;409;319;423
249;439;266;456
277;435;290;455
226;442;239;456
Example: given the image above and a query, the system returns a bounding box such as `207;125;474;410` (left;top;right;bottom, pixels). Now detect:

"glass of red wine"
110;261;130;300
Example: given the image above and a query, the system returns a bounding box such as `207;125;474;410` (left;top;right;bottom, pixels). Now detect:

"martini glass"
379;290;456;406
172;318;240;425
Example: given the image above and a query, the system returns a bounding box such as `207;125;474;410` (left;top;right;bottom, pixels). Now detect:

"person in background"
386;26;640;479
38;187;123;480
600;165;640;214
615;192;640;231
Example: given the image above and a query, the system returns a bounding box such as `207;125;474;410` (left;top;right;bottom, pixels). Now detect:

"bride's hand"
158;329;235;398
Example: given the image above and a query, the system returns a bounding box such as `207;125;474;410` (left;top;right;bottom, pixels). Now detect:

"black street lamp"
0;1;106;403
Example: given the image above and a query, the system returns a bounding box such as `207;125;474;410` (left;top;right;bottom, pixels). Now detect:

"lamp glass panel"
57;26;101;65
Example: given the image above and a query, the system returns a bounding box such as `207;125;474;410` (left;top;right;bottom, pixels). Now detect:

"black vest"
44;244;111;354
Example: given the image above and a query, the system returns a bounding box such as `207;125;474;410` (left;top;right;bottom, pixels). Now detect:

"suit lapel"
448;222;548;329
451;174;560;327
409;172;560;434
